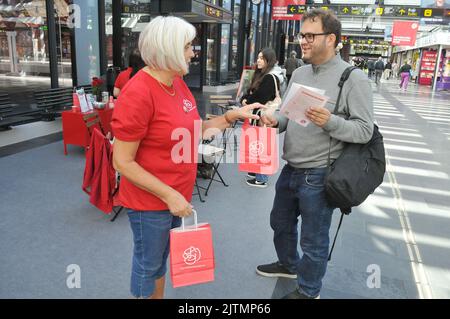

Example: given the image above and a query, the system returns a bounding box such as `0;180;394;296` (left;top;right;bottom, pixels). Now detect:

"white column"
432;45;442;92
6;31;19;74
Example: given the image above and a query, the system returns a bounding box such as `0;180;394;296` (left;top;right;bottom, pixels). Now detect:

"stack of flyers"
280;84;328;127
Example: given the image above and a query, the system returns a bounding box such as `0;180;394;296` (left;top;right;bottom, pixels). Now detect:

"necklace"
145;68;176;97
157;80;176;97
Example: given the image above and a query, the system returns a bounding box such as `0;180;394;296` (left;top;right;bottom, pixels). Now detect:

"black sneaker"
246;178;268;188
282;288;320;299
256;262;297;279
246;172;256;178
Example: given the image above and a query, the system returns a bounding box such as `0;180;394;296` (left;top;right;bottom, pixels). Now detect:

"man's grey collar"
311;54;341;73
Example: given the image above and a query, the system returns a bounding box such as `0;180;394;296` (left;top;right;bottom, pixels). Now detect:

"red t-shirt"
114;67;133;90
111;70;201;211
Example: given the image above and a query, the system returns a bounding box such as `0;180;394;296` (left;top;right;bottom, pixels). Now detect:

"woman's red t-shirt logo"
182;99;196;113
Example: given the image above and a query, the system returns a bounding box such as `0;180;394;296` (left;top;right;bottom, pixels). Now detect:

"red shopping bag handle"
181;209;198;230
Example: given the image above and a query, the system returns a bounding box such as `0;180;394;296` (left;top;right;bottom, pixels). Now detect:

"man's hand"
306;106;331;128
259;112;278;127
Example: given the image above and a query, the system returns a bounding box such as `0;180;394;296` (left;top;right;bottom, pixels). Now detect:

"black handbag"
326;66;386;260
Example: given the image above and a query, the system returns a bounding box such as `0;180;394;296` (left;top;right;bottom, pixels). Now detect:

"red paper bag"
239;121;279;175
170;216;215;288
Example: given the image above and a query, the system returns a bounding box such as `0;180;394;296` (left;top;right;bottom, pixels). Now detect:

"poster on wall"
419;50;438;86
272;0;305;21
391;21;419;46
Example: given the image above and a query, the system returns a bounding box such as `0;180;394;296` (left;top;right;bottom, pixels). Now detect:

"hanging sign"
272;0;305;20
391;21;419;46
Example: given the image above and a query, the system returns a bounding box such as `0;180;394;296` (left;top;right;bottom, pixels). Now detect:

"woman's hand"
163;190;193;218
227;103;266;122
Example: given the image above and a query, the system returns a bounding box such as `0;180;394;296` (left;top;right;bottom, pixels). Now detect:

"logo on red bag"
249;141;264;158
183;246;202;265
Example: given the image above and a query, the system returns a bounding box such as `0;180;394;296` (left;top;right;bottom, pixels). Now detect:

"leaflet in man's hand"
280;84;329;127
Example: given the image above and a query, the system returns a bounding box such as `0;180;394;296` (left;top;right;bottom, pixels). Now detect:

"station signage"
272;0;305;20
285;5;444;19
205;5;223;19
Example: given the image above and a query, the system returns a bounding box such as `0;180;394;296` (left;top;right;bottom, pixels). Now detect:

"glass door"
184;23;203;90
55;0;73;87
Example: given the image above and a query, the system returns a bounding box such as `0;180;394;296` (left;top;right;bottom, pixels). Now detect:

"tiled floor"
0;78;449;299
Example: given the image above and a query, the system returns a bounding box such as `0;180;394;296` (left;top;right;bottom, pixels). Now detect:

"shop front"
393;31;450;91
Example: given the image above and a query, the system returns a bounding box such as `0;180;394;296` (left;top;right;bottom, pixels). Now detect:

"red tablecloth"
62;107;114;155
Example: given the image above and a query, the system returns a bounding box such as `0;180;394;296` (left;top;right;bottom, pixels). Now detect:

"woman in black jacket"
241;48;280;188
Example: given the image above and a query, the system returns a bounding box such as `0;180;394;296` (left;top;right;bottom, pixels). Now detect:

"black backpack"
326;66;386;260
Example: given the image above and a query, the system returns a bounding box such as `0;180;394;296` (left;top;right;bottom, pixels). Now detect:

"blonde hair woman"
111;16;261;299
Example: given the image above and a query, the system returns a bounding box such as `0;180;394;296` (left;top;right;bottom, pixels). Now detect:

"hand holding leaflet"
280;84;329;127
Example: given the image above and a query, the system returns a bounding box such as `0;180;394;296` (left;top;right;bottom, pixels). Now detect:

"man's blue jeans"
270;164;335;298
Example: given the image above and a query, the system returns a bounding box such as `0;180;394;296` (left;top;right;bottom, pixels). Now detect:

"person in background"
112;16;261;299
367;59;375;79
384;60;392;80
399;60;412;91
392;61;399;79
113;49;145;97
374;56;384;85
284;50;304;83
240;48;282;188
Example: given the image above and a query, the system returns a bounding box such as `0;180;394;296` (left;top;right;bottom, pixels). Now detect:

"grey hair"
139;16;196;74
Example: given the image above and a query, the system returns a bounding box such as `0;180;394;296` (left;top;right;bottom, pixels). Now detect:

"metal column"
45;0;59;88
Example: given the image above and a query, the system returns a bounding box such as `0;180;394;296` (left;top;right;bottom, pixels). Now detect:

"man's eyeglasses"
297;32;331;43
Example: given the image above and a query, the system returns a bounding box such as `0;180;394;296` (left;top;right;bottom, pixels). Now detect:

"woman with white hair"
111;16;261;299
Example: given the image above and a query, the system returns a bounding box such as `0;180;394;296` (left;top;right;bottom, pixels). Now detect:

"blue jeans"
256;173;268;183
127;210;181;298
270;164;335;298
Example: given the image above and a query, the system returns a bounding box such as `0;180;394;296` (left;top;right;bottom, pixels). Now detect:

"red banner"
391;21;419;46
272;0;305;21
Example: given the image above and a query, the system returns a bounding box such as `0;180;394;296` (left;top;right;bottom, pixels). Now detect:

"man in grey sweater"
256;9;374;299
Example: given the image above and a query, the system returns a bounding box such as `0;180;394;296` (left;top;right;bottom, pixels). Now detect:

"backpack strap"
327;66;357;261
327;66;357;169
333;66;358;115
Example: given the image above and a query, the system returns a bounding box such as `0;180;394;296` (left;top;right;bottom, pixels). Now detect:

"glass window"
55;0;73;87
231;0;241;73
222;0;232;10
121;0;151;68
249;4;258;65
184;23;202;89
220;25;230;73
73;0;101;85
206;24;219;85
105;0;113;67
0;0;51;91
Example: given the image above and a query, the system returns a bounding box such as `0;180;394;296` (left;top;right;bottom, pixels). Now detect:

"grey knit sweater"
276;54;374;169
